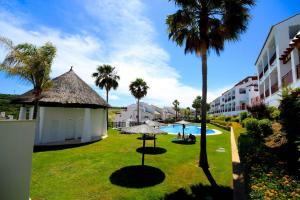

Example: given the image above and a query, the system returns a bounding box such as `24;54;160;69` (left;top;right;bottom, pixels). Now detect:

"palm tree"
172;99;180;120
192;96;202;121
0;37;56;119
167;0;255;169
129;78;149;124
92;64;120;128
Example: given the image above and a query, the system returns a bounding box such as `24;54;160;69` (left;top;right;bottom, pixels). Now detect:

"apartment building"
255;13;300;107
209;76;259;116
114;102;176;123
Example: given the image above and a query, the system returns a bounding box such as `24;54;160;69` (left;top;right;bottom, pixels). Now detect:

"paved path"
231;127;246;200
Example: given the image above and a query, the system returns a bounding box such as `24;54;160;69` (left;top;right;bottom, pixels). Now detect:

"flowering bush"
239;134;300;199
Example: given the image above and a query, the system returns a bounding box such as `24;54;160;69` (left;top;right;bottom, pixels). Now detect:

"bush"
279;88;300;172
215;115;225;121
225;116;232;122
268;106;280;121
239;112;248;122
232;116;240;122
247;103;269;119
244;118;260;137
258;119;272;136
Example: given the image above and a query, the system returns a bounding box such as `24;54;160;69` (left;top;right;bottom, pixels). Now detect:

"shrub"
258;119;272;136
244;118;260;137
232;116;240;122
215;115;225;121
279;87;300;172
225;116;232;122
268;106;280;121
247;103;269;119
240;112;248;122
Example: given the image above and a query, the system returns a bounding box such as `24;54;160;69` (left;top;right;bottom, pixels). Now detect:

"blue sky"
0;0;299;107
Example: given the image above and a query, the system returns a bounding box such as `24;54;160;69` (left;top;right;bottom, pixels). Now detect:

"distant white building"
255;13;300;107
114;102;176;123
13;68;109;146
209;76;259;116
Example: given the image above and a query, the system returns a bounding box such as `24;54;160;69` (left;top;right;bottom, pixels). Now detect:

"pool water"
160;124;216;135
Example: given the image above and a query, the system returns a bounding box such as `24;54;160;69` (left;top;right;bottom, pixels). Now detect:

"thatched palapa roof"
12;68;109;108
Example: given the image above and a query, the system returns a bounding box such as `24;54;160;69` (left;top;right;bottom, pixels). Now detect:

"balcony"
271;83;278;94
281;70;293;87
264;64;268;73
269;52;276;66
297;64;300;79
259;72;263;79
265;89;270;97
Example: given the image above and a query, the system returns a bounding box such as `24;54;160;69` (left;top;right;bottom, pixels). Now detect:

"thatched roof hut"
13;68;109;108
15;68;109;146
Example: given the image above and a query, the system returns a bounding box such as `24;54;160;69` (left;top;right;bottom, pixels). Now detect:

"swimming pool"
160;124;221;135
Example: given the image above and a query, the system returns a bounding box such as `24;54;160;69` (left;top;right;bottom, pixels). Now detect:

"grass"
30;124;232;200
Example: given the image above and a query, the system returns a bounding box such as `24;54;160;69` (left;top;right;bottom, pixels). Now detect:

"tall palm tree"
129;78;149;124
172;99;180;120
192;96;202;121
167;0;255;169
0;37;56;119
92;64;120;129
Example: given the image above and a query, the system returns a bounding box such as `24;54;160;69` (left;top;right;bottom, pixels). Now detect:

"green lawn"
30;124;232;200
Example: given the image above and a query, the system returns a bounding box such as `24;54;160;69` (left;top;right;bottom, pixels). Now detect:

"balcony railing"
282;70;293;87
297;64;300;79
265;89;270;97
264;64;268;73
269;52;276;66
271;83;279;94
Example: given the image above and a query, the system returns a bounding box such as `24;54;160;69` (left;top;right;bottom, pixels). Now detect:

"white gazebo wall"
35;106;107;145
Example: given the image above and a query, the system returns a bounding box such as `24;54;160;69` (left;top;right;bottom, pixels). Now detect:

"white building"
209;76;259;116
255;13;300;107
114;103;176;123
13;68;109;146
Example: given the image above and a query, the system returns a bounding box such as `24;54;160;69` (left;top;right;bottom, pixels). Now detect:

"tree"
184;107;191;120
172;99;180;120
192;96;202;121
129;78;149;124
0;37;56;119
92;64;120;128
167;0;254;169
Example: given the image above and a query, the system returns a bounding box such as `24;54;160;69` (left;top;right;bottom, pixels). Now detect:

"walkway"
231;127;246;200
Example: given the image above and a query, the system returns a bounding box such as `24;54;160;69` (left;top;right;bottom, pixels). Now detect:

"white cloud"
0;1;226;107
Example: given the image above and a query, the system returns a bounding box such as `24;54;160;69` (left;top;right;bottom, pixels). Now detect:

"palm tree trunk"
33;89;40;120
106;89;109;130
199;49;209;169
33;99;38;119
137;99;140;124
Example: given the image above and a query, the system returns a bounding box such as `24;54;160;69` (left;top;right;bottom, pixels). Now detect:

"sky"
0;0;299;107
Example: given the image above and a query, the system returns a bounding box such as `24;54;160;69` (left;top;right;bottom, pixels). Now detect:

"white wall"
0;120;35;200
36;107;106;145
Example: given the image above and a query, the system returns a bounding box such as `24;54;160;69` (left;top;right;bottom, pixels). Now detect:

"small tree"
129;78;149;124
172;99;180;120
92;64;120;128
0;37;56;119
192;96;201;121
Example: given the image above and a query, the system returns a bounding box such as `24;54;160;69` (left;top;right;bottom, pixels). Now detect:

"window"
239;88;246;94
